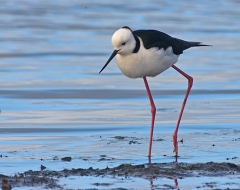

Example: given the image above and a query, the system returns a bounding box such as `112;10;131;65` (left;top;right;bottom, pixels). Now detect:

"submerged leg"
172;65;193;156
143;77;156;158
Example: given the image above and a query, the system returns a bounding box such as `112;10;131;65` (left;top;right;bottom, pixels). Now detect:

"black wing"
133;29;207;55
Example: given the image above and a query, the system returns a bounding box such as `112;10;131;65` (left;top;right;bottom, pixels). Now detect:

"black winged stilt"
99;26;209;158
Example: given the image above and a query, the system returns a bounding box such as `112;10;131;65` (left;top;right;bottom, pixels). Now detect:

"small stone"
61;157;72;162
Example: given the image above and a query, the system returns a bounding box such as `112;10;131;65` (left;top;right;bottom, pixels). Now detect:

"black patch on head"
122;26;139;53
122;26;132;31
133;35;140;53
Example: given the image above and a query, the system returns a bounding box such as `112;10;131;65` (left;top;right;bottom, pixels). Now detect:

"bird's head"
111;27;135;55
99;26;135;73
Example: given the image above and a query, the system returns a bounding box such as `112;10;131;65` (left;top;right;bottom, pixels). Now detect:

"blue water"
1;0;240;90
0;1;240;189
0;0;240;127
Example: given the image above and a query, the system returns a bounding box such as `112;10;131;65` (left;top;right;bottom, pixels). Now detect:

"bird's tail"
181;41;212;53
188;42;211;48
171;38;211;54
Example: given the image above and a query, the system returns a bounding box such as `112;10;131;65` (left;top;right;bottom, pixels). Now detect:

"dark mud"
1;162;240;189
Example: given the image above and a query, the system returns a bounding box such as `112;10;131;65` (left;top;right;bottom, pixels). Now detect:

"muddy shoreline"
1;129;240;189
1;162;240;189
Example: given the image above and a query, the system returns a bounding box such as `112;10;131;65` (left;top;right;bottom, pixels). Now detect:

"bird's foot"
174;152;179;162
173;134;178;154
148;155;152;164
173;133;179;162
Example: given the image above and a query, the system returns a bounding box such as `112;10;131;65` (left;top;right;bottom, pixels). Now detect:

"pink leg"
174;179;180;190
143;77;156;158
172;65;193;156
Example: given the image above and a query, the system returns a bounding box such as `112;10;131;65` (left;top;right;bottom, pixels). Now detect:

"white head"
99;26;136;73
111;27;136;55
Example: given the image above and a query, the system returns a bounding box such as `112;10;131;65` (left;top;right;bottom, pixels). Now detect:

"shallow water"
0;0;240;189
60;175;240;190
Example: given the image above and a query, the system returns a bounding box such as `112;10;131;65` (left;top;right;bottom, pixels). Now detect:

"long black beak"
99;49;119;74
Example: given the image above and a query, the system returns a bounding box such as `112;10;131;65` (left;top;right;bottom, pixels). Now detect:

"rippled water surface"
0;0;240;189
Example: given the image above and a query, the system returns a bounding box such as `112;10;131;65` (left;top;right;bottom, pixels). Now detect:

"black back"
133;29;206;55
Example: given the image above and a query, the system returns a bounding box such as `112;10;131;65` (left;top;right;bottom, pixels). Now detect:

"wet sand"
1;162;240;189
1;125;240;189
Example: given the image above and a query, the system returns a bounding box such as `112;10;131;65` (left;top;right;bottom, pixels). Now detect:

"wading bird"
99;26;209;159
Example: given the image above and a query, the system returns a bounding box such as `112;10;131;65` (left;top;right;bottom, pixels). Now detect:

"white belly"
116;42;179;79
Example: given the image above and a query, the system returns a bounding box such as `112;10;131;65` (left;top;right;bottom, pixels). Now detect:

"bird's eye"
122;42;126;46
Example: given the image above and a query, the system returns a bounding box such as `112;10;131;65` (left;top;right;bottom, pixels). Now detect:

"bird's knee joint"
173;133;177;139
188;76;193;86
151;106;156;114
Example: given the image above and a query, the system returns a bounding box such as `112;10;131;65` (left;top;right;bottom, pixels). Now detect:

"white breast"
116;38;179;78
